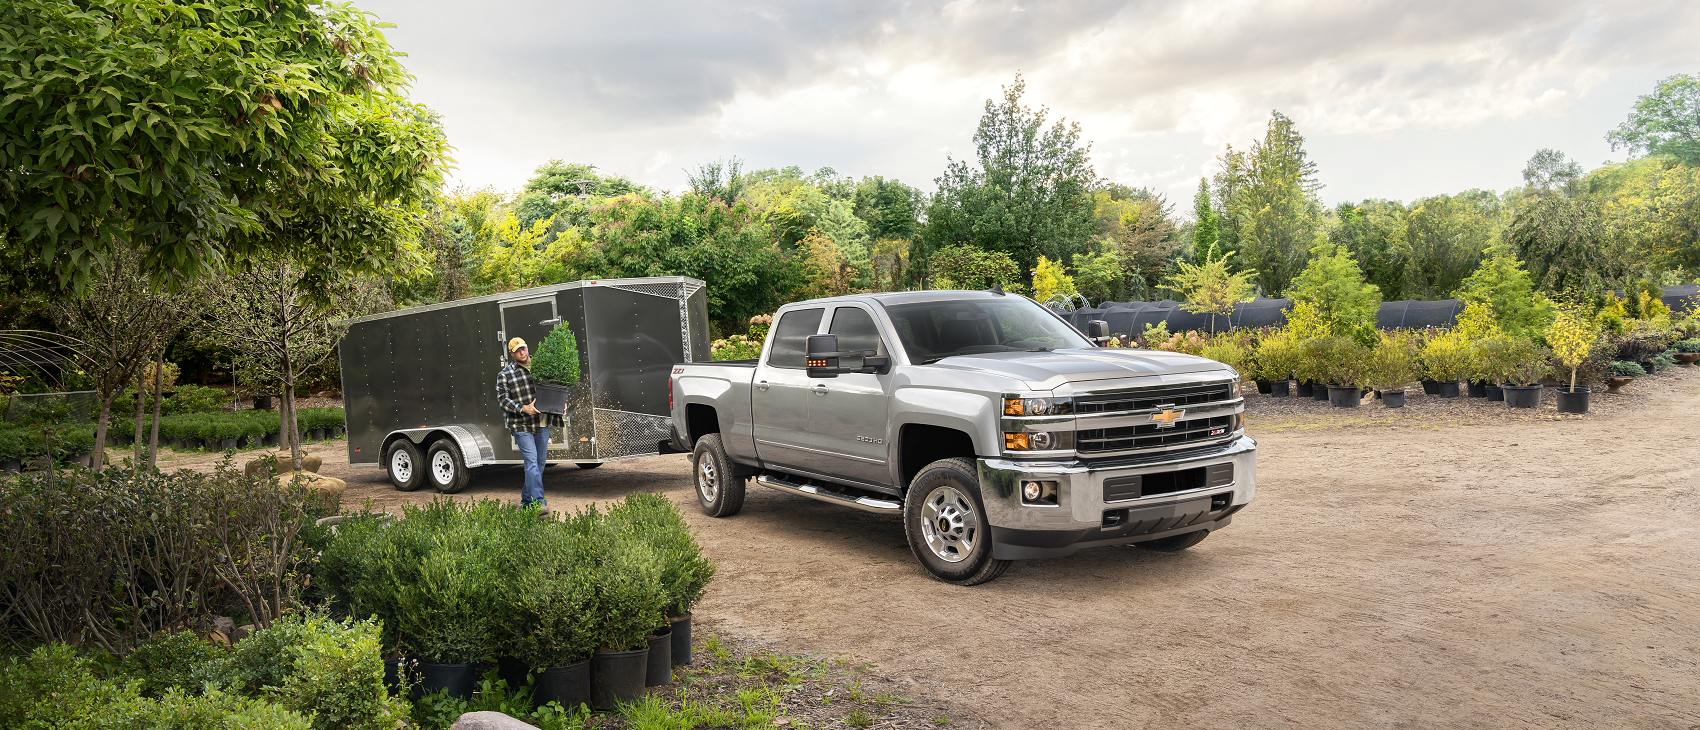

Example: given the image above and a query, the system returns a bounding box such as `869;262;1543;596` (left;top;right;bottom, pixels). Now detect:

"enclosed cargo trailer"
338;276;709;492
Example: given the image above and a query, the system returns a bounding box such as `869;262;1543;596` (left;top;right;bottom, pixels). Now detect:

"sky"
358;0;1700;209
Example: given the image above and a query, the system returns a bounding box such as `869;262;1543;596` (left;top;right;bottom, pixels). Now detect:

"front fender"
891;387;1001;456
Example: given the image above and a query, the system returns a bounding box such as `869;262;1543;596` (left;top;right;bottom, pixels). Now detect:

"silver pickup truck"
668;290;1255;585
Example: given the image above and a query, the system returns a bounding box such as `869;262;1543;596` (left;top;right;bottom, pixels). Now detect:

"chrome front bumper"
977;435;1256;560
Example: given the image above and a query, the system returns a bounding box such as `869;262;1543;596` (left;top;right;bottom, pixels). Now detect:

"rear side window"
766;308;825;368
829;307;885;369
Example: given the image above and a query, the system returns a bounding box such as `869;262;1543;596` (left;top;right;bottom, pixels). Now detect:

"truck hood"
927;348;1231;389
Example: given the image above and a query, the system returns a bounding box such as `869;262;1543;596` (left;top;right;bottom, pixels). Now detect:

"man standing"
496;337;562;509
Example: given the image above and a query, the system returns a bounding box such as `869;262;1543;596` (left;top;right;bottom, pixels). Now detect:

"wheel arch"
893;416;985;489
382;425;496;468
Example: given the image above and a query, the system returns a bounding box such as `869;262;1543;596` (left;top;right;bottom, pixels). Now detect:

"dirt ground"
154;369;1700;729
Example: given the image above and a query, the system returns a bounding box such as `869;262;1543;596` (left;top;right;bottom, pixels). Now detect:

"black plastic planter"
534;660;591;710
1484;384;1504;402
670;613;692;665
1269;380;1291;397
1555;386;1590;414
416;661;478;700
1438;381;1461;398
497;656;530;689
1255;379;1272;394
1420;380;1441;395
645;628;672;687
1313;383;1330;401
1295;381;1314;397
1502;385;1541;409
1467;380;1488;398
535;382;571;416
254;395;273;410
1381;389;1407;408
591;648;648;710
1326;385;1361;408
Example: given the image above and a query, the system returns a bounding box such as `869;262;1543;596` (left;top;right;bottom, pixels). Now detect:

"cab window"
766;308;825;368
828;307;885;370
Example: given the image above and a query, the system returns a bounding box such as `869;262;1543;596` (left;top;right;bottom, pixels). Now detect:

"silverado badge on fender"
1151;407;1186;428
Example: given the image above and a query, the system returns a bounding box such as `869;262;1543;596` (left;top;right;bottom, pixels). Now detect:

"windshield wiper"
1025;347;1053;352
919;356;950;365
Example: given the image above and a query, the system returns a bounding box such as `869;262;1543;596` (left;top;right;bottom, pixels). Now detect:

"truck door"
804;305;896;486
750;307;825;472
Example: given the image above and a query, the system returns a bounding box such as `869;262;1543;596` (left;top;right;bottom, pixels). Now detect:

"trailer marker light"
580;437;590;442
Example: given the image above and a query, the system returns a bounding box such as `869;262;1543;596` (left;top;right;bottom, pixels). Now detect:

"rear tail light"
668;377;673;409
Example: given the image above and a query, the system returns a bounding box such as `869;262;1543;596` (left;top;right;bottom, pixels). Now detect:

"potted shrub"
1314;338;1368;408
605;494;717;670
1605;361;1644;393
1365;331;1419;408
530;322;582;416
1419;336;1470;398
393;544;500;700
1674;339;1700;367
509;529;598;711
1297;338;1337;401
1546;306;1602;414
1254;334;1301;398
1497;338;1550;409
588;535;667;711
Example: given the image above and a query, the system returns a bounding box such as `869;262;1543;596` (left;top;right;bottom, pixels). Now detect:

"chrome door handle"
755;381;769;391
811;384;829;395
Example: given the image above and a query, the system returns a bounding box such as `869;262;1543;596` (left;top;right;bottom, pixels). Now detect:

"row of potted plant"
0;423;97;469
318;494;715;711
100;408;347;450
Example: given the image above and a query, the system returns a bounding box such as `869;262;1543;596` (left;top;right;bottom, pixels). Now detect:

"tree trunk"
283;348;301;472
133;367;146;465
148;350;164;469
91;393;116;471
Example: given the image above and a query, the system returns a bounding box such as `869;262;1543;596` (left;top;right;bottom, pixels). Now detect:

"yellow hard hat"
508;337;528;354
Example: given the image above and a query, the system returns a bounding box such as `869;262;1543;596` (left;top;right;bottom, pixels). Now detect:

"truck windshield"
881;298;1092;363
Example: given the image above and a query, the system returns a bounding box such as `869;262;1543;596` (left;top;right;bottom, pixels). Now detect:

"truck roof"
787;290;1016;308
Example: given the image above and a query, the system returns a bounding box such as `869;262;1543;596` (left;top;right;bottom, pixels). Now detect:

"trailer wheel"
692;434;744;517
385;440;425;492
574;462;602;470
426;439;470;494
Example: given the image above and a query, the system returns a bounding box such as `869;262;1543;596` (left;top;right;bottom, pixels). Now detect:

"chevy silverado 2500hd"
668;290;1255;585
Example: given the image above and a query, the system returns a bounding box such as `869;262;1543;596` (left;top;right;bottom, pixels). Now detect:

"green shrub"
1674;338;1700;353
531;322;582;387
1651;350;1677;372
604;493;716;619
1364;330;1420;390
1607;360;1647;377
507;528;598;669
589;525;667;651
0;424;95;462
120;630;229;698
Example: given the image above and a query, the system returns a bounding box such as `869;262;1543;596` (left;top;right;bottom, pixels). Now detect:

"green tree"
1215;112;1324;295
1329;200;1410;299
1162;250;1258;332
1092;186;1181;292
1402;191;1505;298
0;0;447;296
1454;245;1554;339
1288;241;1382;339
1193;178;1219;262
1523;149;1584;194
1608;73;1700;166
923;74;1099;281
852;177;924;242
684;157;747;203
928;245;1020;290
1584;157;1700;274
1071;249;1127;304
1507;195;1613;294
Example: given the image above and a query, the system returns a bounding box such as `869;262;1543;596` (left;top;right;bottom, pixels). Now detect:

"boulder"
270;471;345;513
451;712;541;730
211;616;236;636
245;451;323;477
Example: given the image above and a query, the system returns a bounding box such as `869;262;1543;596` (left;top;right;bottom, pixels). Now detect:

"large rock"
270;471;345;513
450;712;541;730
246;451;323;477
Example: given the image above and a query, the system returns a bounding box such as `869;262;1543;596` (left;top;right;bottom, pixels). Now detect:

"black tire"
575;462;602;470
692;434;744;517
903;458;1010;586
425;439;470;494
1135;529;1210;552
385;439;425;492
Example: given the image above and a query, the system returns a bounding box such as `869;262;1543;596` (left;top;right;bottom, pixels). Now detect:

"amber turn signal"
1003;432;1029;450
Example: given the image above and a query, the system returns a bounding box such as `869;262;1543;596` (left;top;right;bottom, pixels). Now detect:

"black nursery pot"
1326;385;1361;408
1438;381;1461;398
1294;381;1315;397
534;660;591;710
1502;385;1542;409
1467;380;1488;398
671;613;692;666
497;656;530;689
1313;383;1331;401
535;383;571;416
1381;389;1407;408
645;628;673;687
1555;386;1590;414
1255;379;1273;394
416;661;478;700
1420;380;1441;395
1269;379;1291;397
1484;384;1504;402
591;648;648;710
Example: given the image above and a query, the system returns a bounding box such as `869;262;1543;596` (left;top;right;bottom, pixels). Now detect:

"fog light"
1022;481;1042;500
1028;431;1054;449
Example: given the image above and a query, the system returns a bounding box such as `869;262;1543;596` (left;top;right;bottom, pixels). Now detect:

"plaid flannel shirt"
496;360;564;432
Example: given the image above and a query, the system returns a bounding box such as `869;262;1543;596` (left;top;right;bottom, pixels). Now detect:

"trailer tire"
426;439;470;494
385;439;425;492
904;458;1010;586
692;434;744;517
575;462;602;470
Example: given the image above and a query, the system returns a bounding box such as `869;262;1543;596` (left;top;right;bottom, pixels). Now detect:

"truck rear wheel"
692;434;744;517
385;439;425;492
575;462;602;470
426;439;470;494
1134;529;1210;552
904;458;1010;586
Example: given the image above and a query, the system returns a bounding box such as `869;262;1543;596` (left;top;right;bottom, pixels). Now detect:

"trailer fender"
383;425;498;468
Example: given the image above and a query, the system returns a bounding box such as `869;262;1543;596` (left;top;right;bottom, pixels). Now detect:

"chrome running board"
755;473;902;514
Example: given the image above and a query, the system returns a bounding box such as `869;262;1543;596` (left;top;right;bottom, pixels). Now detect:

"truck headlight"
1002;397;1072;416
1028;431;1053;449
1231;380;1243;398
1004;432;1069;451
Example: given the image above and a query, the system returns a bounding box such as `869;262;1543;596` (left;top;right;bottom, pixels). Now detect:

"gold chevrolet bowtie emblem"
1151;407;1185;428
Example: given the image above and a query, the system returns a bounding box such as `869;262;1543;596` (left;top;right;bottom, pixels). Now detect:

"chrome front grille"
1073;383;1234;414
1077;414;1239;453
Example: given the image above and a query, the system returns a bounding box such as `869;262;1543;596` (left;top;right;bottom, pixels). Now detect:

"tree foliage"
1163;250;1257;331
1287;241;1381;340
1402;191;1505;298
1454;245;1554;338
1607;73;1700;166
1507;195;1613;295
929;244;1020;290
1213;112;1323;295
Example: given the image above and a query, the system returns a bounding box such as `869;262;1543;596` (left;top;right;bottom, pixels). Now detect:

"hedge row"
0;424;96;463
0;409;344;462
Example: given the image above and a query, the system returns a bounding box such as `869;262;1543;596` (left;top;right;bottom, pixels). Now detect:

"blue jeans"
513;428;549;507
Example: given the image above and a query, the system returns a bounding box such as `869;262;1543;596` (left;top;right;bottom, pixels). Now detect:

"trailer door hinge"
541;317;561;326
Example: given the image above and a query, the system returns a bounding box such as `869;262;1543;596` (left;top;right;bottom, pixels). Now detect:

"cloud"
361;0;1700;196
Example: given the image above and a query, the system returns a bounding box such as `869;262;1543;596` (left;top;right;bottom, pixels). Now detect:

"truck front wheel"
904;458;1010;586
692;434;745;517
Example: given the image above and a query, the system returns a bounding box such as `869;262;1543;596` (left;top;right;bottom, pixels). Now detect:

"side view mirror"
1086;320;1112;345
806;334;889;377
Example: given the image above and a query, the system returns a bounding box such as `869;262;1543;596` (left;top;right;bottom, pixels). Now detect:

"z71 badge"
856;436;883;444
